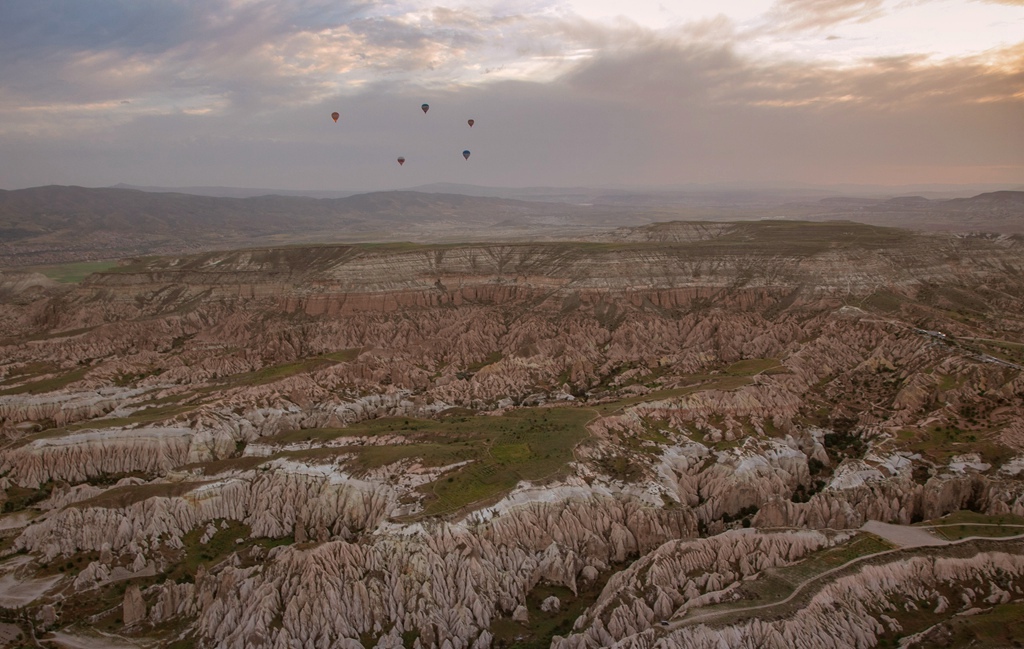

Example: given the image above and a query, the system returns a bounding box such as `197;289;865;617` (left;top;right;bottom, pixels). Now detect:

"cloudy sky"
1;0;1021;191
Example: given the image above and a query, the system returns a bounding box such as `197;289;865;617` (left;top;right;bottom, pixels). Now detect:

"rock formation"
1;225;1023;647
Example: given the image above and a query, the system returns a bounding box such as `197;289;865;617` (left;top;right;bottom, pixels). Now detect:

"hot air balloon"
331;112;339;123
467;119;475;127
397;157;405;166
462;150;471;160
421;103;429;114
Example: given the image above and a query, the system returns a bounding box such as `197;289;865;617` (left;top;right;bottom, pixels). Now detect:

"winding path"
664;526;1024;632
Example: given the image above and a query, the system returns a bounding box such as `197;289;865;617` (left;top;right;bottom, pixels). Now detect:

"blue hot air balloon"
421;103;429;114
462;150;471;160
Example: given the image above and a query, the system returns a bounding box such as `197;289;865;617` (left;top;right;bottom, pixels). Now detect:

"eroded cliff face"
553;540;1024;649
2;223;1024;647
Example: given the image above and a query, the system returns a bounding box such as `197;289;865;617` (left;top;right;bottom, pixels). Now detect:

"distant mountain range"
0;185;637;266
1;185;1021;267
109;183;362;200
110;181;1023;202
781;190;1024;231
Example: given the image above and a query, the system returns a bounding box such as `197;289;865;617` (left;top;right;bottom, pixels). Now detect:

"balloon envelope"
421;103;429;114
462;150;471;160
331;112;339;122
397;157;405;166
467;119;474;127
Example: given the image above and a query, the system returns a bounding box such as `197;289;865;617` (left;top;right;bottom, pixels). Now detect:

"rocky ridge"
0;222;1023;647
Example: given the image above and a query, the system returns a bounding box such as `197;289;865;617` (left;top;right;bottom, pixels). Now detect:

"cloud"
0;1;1020;189
563;32;1024;111
0;0;604;135
761;0;888;32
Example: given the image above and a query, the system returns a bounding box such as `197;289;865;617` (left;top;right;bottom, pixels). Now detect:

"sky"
0;0;1021;191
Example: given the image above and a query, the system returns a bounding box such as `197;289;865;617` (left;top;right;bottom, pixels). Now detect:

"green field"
0;365;90;396
919;511;1024;541
594;374;754;415
211;349;361;388
725;358;780;376
28;260;121;283
273;408;596;517
876;590;1024;648
922;510;1024;526
928;601;1024;648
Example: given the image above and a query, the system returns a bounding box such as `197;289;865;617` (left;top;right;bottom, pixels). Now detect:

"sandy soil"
861;520;948;548
46;630;141;649
0;572;61;607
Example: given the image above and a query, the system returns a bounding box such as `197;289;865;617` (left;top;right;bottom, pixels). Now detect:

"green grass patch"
267;408;595;518
932;524;1024;541
922;510;1024;527
420;408;594;516
0;362;60;387
492;443;532;463
0;365;90;396
862;290;905;313
639;419;673;445
71;481;209;510
920;511;1024;541
895;425;1014;467
179;455;270;476
323;348;362;362
27;260;120;283
352;443;476;470
490;568;622;649
35;550;101;578
196;347;361;391
212;356;342;387
16;399;200;448
593;374;753;414
936;601;1024;647
2;482;55;513
164;520;292;584
466;351;504;373
936;373;965;392
767;534;893;586
725;358;780;376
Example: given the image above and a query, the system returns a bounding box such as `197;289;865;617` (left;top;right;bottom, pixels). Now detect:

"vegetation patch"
212;355;346;387
920;511;1024;541
27;260;121;283
16;399;200;448
0;362;60;387
164;520;291;583
490;568;622;649
895;425;1014;467
702;533;894;621
72;481;208;510
925;600;1024;648
270;409;594;517
2;481;55;513
725;358;780;376
0;365;90;396
862;290;905;313
593;374;753;414
420;408;594;516
822;423;868;462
